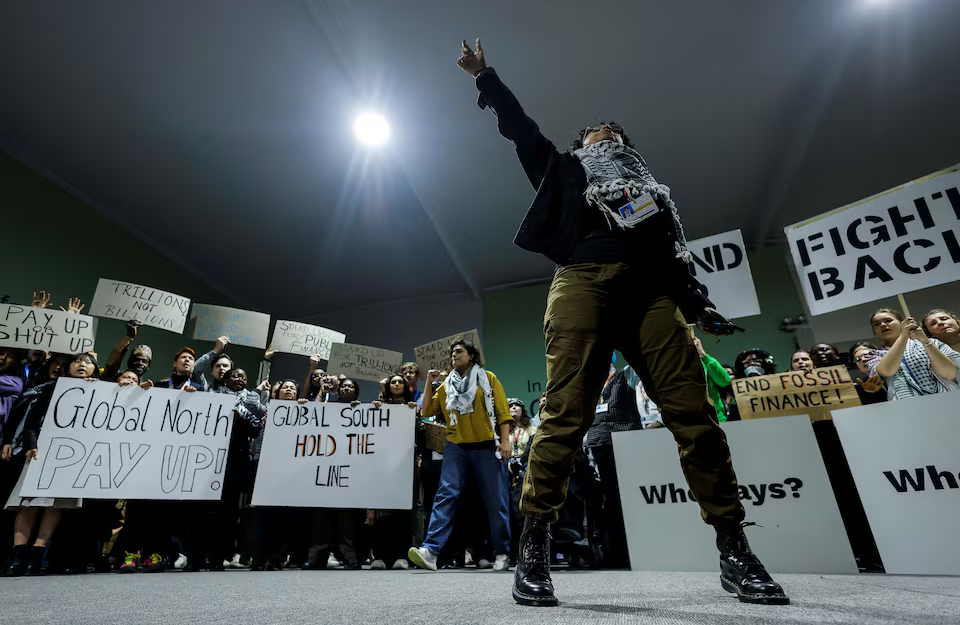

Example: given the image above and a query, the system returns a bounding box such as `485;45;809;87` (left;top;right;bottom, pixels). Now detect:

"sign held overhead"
89;278;191;334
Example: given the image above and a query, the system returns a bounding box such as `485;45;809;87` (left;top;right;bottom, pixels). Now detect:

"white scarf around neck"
444;364;494;421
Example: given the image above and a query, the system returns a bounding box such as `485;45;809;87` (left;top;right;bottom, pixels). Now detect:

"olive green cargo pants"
520;263;744;527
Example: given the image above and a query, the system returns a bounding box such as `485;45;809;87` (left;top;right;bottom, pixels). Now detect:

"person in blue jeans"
409;339;514;572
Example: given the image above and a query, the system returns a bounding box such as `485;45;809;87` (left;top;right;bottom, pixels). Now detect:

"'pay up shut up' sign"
733;366;861;422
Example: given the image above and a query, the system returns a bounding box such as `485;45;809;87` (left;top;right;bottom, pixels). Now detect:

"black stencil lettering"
854;255;893;289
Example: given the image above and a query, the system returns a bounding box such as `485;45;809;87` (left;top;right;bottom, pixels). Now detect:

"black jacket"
475;68;714;319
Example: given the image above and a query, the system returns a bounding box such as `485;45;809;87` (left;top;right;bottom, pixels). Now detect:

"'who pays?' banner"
686;229;760;319
252;401;415;509
733;366;860;422
190;303;270;349
327;343;403;383
0;304;96;354
785;166;960;315
88;278;191;333
270;320;345;360
415;329;482;374
21;379;237;500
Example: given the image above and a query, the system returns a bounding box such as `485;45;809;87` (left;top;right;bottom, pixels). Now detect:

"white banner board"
252;400;415;508
0;304;96;354
89;278;191;333
327;343;403;383
190;303;270;349
785;166;960;315
833;393;960;575
613;415;857;574
20;379;236;500
414;329;481;374
687;229;761;319
270;320;345;360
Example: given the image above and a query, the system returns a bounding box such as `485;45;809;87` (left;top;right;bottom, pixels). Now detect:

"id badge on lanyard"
616;192;660;226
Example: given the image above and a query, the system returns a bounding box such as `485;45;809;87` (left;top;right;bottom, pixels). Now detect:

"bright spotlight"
353;112;390;146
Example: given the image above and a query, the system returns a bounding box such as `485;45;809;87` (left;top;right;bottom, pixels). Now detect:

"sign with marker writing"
252;401;415;508
732;366;860;421
415;329;482;374
614;416;857;573
833;393;960;575
89;278;191;334
785;165;960;315
190;303;270;349
20;379;236;500
327;342;403;383
0;304;96;354
270;320;345;360
686;229;760;319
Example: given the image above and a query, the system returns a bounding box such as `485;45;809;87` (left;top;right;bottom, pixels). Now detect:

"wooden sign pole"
897;293;912;319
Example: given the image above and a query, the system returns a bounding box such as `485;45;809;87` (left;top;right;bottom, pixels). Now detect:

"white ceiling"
2;0;959;318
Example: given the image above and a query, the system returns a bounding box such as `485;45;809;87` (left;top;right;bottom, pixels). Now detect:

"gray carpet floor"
2;569;959;625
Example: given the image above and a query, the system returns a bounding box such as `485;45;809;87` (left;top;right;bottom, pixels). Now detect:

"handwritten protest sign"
327;343;403;383
415;329;482;374
732;366;861;422
252;401;415;508
20;379;236;500
270;320;345;360
785;165;960;315
89;278;190;334
190;303;270;349
0;304;96;354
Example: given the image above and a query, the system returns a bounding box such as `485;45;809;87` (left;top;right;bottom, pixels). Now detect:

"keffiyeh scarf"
867;338;960;400
444;364;494;421
574;139;692;262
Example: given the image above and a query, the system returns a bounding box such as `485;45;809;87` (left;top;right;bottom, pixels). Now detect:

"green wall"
0;152;260;380
482;246;807;409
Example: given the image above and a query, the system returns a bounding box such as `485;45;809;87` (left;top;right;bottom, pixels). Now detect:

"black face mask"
744;365;766;378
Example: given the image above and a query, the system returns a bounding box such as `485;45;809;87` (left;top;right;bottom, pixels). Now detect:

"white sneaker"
392;559;409;570
370;559;386;570
492;554;510;572
477;558;493;569
174;554;187;570
326;553;340;569
407;547;438;571
224;553;247;569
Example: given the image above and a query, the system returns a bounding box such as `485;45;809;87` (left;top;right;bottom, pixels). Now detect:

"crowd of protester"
1;290;958;576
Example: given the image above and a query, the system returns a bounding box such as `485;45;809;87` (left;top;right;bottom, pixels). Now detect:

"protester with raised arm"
868;308;960;400
193;335;234;391
102;320;153;382
455;37;783;606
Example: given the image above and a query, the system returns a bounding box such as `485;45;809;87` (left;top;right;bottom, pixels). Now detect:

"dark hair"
68;352;100;379
379;374;412;404
569;122;636;151
449;339;483;368
118;369;141;383
275;379;300;399
508;399;532;430
848;341;879;363
338;378;360;402
870;308;903;327
213;353;234;369
922;309;960;335
0;347;24;373
734;348;776;378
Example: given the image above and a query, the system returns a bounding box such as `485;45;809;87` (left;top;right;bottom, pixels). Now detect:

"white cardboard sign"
269;320;345;360
613;415;857;574
21;379;236;500
190;303;270;349
832;394;960;575
686;229;761;319
252;400;415;509
0;304;96;354
785;166;960;315
414;329;482;374
89;278;191;334
327;343;404;383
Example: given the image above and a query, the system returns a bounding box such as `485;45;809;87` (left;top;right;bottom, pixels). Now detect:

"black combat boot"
717;523;789;605
5;545;29;577
24;545;46;576
512;518;558;607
